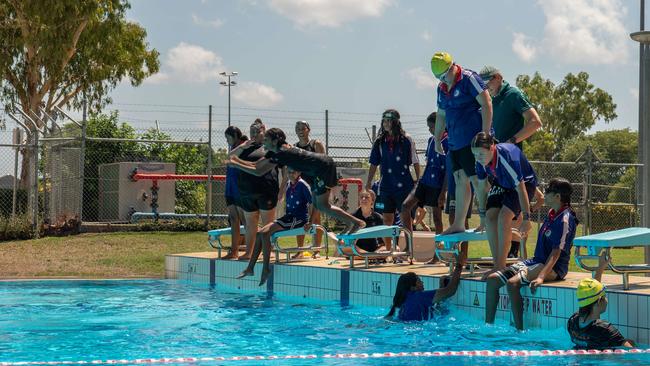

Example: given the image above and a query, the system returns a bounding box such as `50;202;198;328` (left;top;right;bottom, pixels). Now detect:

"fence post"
32;132;39;238
206;105;213;230
584;146;594;235
371;125;376;141
79;98;87;222
325;109;329;155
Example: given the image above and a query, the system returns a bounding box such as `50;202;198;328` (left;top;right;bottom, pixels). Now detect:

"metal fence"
0;104;644;238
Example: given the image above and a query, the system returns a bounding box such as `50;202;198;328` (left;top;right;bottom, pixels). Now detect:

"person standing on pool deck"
471;132;538;272
228;119;279;260
366;109;420;252
400;112;447;236
485;178;577;330
431;51;492;235
223;126;248;260
479;66;542;149
229;128;366;261
292;120;326;257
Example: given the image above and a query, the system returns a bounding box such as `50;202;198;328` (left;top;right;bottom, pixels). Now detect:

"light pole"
219;71;238;127
630;0;649;266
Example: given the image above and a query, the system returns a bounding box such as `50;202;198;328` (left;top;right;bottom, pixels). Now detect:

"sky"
0;0;646;176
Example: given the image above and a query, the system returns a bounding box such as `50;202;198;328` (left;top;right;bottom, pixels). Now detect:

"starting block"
435;229;522;275
271;224;329;262
337;225;413;268
208;226;246;258
574;227;650;290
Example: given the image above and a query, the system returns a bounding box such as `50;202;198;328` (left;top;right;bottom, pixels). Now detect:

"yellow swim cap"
577;278;605;307
431;52;453;76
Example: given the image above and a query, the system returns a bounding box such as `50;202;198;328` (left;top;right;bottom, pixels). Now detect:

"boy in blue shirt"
484;177;578;330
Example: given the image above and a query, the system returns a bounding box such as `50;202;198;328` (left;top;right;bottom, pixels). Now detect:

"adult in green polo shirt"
479;66;542;148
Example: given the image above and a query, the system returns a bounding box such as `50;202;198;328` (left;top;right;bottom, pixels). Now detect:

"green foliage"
133;218;227;232
591;204;639;234
83;111;137;221
522;130;556;161
0;188;28;216
607;168;638;203
0;0;159;114
560;129;638;163
0;214;34;241
516;72;617;158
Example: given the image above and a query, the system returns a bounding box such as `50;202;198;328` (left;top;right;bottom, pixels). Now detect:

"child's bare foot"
222;252;239;260
311;251;320;259
236;269;254;279
291;252;305;259
441;225;465;235
259;269;272;286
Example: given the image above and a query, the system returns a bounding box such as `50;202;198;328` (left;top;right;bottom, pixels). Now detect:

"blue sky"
107;0;644;133
0;0;645;177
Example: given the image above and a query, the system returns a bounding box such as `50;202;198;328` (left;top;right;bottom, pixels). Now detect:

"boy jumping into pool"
228;128;366;285
484;177;577;330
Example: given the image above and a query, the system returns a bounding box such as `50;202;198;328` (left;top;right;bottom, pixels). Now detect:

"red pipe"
133;173;226;182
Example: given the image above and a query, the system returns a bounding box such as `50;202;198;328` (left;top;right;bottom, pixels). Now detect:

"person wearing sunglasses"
430;52;493;236
484;177;577;330
366;109;420;254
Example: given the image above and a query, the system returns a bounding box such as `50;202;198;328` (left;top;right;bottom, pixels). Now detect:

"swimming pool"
0;280;647;366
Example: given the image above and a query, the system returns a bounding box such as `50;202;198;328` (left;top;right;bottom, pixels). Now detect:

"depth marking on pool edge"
3;349;650;365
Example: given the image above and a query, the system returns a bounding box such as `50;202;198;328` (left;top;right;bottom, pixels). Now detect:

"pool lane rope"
2;349;650;365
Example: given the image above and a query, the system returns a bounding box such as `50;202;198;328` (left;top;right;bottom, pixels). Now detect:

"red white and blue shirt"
475;143;537;190
420;134;448;188
369;134;419;192
436;66;487;151
524;206;577;279
285;178;312;221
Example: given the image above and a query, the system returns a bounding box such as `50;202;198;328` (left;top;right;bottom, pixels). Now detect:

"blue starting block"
337;225;413;268
574;227;650;290
435;229;522;275
271;224;329;262
208;226;246;258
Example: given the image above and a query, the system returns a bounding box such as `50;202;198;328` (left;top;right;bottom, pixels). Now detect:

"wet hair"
386;272;418;318
374;109;406;151
546;177;573;205
426;112;437;125
265;128;287;149
224;126;248;147
471;131;495;149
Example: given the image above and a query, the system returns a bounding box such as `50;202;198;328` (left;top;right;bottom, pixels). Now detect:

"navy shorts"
225;195;237;207
486;182;536;217
312;158;338;196
274;213;308;230
376;189;411;214
449;146;477;178
413;182;443;209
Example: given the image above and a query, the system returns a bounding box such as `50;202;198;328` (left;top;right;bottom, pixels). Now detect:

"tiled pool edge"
165;255;650;344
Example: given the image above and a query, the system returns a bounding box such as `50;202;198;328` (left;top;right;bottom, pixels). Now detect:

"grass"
0;215;647;278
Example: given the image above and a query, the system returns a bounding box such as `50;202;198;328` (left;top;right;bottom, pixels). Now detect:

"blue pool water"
0;280;647;366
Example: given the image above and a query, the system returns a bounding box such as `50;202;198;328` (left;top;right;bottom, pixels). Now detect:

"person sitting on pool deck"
386;265;463;321
567;257;635;349
484;177;577;330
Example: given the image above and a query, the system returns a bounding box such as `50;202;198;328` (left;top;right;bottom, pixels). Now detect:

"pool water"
0;280;647;366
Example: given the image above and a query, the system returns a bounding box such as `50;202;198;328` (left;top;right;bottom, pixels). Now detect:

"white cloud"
232;81;284;107
421;30;432;42
191;14;224;28
513;0;630;65
512;32;537;63
630;88;639;99
266;0;393;28
406;67;436;90
146;42;225;84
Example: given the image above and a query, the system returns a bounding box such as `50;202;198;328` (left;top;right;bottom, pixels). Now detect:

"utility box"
98;162;176;222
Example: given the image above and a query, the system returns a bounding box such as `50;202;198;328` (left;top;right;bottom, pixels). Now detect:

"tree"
516;72;617;158
0;0;159;187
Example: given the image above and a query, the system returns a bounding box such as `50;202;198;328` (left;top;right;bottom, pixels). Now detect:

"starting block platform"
337;225;413;268
435;229;523;275
272;224;329;262
207;226;246;258
574;227;650;290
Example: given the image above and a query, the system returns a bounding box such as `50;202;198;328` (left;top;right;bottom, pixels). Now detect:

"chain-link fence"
0;104;644;238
